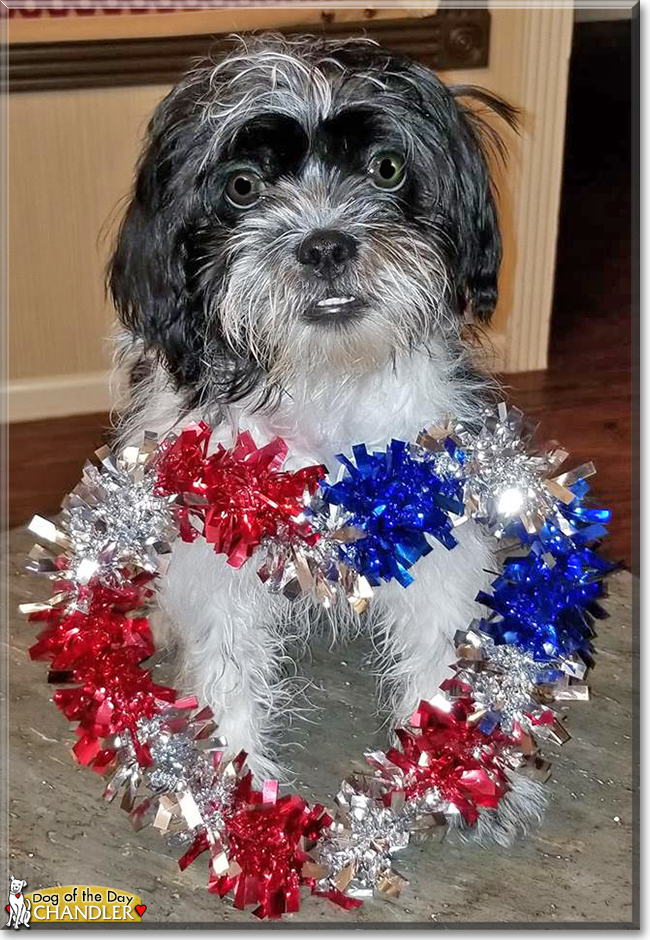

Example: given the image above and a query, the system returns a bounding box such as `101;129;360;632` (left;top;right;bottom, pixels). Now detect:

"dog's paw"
449;771;548;848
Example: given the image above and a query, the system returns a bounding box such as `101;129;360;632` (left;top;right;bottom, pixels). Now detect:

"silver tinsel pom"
27;433;178;602
257;497;373;612
453;628;589;741
104;703;246;876
314;780;411;899
419;402;595;537
453;630;558;733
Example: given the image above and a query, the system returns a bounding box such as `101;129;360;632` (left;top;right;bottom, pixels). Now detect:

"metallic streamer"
28;434;177;605
419;402;594;538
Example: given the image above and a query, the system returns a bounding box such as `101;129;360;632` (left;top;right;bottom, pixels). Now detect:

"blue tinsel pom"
319;439;465;587
476;537;616;662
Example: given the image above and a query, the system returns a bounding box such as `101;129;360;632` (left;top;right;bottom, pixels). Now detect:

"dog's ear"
446;85;518;322
107;83;205;386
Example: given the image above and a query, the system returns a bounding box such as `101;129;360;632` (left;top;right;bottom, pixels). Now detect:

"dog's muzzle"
298;229;365;325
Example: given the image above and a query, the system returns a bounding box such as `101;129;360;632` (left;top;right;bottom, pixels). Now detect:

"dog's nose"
297;230;357;277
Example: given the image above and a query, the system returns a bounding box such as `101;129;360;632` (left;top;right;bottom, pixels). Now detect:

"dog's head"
109;35;516;404
9;879;26;895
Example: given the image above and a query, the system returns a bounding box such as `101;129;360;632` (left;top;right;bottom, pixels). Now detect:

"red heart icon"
5;906;9;913
135;905;146;917
15;895;20;898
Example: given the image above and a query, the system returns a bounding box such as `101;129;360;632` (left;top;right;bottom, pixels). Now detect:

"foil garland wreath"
21;403;615;919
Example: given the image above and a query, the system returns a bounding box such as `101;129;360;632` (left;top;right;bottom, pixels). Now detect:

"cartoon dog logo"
5;878;30;930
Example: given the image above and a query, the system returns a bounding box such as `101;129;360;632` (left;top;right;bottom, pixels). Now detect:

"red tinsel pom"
30;597;153;674
383;697;514;825
205;776;332;919
155;423;326;567
155;421;211;498
29;577;175;769
53;651;176;765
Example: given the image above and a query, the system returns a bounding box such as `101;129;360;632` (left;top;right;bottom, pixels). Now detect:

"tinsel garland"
155;422;325;567
318;439;465;587
21;403;615;919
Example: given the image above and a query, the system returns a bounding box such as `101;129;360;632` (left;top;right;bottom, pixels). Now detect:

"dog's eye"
367;152;405;191
225;170;264;208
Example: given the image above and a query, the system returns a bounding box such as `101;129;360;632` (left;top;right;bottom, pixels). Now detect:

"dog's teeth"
316;297;355;307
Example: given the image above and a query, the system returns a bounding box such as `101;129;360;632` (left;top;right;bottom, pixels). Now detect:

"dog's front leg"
377;524;548;842
376;522;494;724
158;538;289;781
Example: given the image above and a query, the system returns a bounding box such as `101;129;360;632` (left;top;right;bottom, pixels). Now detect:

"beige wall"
7;5;573;420
9;83;170;381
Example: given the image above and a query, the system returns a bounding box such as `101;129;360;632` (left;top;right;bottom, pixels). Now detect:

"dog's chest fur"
123;338;485;470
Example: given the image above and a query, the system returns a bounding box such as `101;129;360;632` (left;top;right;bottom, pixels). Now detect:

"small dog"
6;878;30;930
109;35;542;840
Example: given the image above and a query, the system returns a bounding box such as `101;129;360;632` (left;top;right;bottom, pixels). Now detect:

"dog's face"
10;879;26;895
110;36;515;404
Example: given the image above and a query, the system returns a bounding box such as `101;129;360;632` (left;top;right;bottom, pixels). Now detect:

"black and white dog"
109;34;537;837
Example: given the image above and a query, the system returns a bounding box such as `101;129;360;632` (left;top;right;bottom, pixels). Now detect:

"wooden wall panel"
439;6;573;371
7;7;435;45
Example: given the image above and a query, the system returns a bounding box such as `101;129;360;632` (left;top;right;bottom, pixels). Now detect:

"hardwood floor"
5;21;635;570
506;368;632;570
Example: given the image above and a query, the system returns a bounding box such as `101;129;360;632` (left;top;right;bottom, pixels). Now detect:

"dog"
6;878;30;930
108;34;544;842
